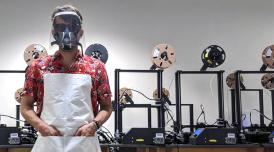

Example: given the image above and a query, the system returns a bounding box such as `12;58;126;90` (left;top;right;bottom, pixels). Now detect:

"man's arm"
93;97;112;126
21;95;61;136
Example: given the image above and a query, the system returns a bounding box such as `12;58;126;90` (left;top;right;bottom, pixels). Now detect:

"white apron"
31;73;101;152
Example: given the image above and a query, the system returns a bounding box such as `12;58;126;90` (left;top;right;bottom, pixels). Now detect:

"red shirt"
23;50;112;116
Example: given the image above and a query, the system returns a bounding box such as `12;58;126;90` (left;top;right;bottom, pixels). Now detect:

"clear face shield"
50;11;86;54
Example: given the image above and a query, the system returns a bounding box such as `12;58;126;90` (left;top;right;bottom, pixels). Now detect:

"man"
20;5;112;152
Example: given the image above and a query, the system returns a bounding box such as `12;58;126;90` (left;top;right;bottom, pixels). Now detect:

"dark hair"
51;5;83;23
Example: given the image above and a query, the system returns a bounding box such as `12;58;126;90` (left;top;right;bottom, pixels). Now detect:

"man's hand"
38;123;62;136
74;122;96;136
20;96;61;137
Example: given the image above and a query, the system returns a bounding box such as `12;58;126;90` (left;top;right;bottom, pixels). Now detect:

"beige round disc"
151;44;176;69
153;88;170;100
262;45;274;69
24;44;48;65
119;87;133;104
226;72;244;89
15;88;24;103
261;73;274;90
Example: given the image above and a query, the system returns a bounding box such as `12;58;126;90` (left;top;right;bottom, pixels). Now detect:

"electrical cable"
164;104;176;124
119;88;155;101
242;114;246;121
129;89;156;101
251;109;273;121
241;113;248;130
98;131;113;143
196;104;208;125
101;125;115;141
98;125;116;144
166;111;170;125
226;121;231;127
166;109;175;125
249;112;253;126
164;103;175;125
0;114;26;123
196;104;220;126
196;110;204;124
119;88;177;126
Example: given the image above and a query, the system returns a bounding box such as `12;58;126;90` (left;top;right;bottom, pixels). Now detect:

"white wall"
0;0;274;133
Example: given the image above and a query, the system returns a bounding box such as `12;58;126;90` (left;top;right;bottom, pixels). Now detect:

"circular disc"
262;45;274;69
153;88;170;100
85;43;108;63
151;44;176;69
261;73;274;90
24;44;48;66
226;72;244;89
119;87;133;104
15;88;24;103
201;45;226;68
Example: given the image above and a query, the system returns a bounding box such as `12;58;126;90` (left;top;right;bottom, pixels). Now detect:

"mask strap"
52;11;82;24
77;42;84;56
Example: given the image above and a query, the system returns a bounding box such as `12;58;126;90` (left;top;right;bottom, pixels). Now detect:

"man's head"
51;5;83;51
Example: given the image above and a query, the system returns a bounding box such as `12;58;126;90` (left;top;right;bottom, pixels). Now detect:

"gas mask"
51;11;82;51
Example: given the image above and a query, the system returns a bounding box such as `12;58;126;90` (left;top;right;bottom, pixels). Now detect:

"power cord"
0;114;26;123
251;109;273;122
119;88;155;101
196;104;208;125
249;112;253;126
119;88;177;126
196;105;223;126
97;126;115;144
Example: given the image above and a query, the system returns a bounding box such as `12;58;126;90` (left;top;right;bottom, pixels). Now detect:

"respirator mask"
51;11;82;51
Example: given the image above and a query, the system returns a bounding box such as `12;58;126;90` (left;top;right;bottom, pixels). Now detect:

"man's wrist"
91;120;100;130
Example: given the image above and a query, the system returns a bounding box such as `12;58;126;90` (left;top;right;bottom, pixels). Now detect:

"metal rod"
16;105;20;127
235;71;242;132
175;71;182;133
170;104;193;106
157;106;161;127
148;106;151;128
114;69;121;132
123;104;160;108
217;71;225;119
117;69;163;73
230;89;236;126
271;90;274;121
259;90;264;126
189;104;194;132
157;70;164;128
0;70;25;73
243;89;264;91
236;71;274;74
176;70;225;74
